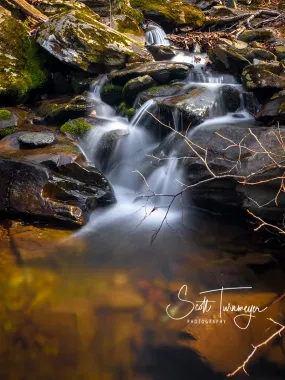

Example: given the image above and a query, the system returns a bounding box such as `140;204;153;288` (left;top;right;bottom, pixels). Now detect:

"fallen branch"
7;0;48;22
227;318;285;377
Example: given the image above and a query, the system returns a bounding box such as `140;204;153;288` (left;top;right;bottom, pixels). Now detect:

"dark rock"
52;72;73;94
100;84;123;106
0;128;115;226
243;48;276;63
220;85;241;112
238;28;276;43
147;45;176;61
108;62;190;86
275;46;285;61
255;90;285;124
36;9;152;74
208;44;251;75
36;94;96;123
18;132;56;148
179;123;285;220
156;86;217;129
196;0;222;11
123;75;155;105
139;83;184;104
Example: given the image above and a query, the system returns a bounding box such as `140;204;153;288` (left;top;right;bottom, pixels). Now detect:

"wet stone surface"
18;132;56;148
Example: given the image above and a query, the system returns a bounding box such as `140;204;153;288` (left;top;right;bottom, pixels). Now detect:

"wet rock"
36;94;96;123
130;0;205;32
147;45;175;61
255;90;285;124
242;63;285;99
108;62;190;86
156;86;217;128
238;28;276;43
123;75;155;105
60;118;94;137
139;83;184;104
0;128;115;226
275;46;285;61
100;84;123;106
36;8;152;74
18;132;56;148
220;85;241;112
0;6;46;105
181;123;285;220
208;44;250;75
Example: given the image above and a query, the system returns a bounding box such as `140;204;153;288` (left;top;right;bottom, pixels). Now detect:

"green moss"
0;126;17;138
130;0;204;26
279;0;285;9
126;108;135;120
0;14;47;104
119;0;144;23
0;110;12;121
60;119;93;137
116;16;144;36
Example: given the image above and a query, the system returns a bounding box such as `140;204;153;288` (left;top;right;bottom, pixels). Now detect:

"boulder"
36;94;96;123
130;0;205;32
255;90;285;124
123;75;155;105
147;45;176;61
108;62;190;86
36;0;98;17
220;85;241;113
156;86;217;128
0;6;46;105
0;127;115;226
18;132;56;148
242;63;285;98
139;83;184;104
36;9;152;74
238;28;276;43
208;44;251;75
100;84;123;105
178;123;285;220
242;48;276;63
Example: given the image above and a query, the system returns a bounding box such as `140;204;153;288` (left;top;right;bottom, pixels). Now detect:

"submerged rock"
36;8;152;74
238;28;276;43
0;128;115;226
108;62;190;86
0;6;46;105
18;132;56;148
123;75;155;105
255;90;285;124
36;94;96;123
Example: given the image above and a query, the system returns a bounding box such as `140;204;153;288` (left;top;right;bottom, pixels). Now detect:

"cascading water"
145;22;170;46
79;33;257;236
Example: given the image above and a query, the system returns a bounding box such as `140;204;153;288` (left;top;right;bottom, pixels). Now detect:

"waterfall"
145;23;170;46
130;99;157;128
89;74;115;118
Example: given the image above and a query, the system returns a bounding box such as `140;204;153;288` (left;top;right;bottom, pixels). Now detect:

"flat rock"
18;132;56;148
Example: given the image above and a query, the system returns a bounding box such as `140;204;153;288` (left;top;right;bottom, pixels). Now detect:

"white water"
78;45;257;237
145;23;170;46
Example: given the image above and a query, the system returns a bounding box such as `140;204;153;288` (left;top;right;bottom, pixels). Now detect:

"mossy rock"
36;8;152;74
36;0;101;18
279;0;285;10
242;48;276;63
126;108;135;120
0;109;17;138
36;94;96;123
60;118;94;137
275;46;285;62
139;83;183;103
100;84;123;105
238;29;276;43
208;44;250;75
0;6;47;105
123;75;154;106
117;101;128;117
130;0;205;31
